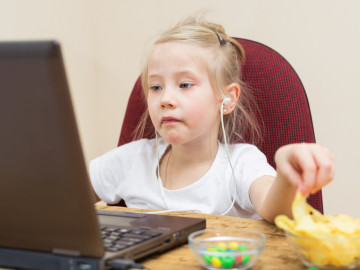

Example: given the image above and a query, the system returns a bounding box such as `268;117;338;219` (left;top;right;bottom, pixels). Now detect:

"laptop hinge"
52;248;81;257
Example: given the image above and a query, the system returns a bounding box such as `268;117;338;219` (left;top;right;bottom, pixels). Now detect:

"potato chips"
275;192;360;267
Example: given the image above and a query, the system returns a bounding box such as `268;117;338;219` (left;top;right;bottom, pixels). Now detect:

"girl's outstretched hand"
274;143;335;196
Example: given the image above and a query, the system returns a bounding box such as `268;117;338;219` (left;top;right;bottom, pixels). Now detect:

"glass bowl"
188;229;265;270
285;231;360;269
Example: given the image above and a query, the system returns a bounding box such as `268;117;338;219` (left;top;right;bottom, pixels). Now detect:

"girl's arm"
249;143;335;224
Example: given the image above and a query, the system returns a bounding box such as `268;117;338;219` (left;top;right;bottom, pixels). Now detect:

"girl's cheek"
185;106;206;125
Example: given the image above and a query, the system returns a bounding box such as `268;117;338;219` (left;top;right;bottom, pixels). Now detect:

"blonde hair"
134;16;262;145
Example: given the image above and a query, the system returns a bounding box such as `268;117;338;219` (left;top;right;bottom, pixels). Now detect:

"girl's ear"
220;83;241;114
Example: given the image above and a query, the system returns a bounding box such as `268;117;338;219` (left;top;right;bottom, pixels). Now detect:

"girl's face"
147;42;221;146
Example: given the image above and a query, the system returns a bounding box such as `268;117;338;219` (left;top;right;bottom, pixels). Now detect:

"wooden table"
97;205;305;270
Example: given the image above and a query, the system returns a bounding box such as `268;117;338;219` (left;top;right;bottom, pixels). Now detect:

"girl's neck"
170;140;218;165
160;139;219;190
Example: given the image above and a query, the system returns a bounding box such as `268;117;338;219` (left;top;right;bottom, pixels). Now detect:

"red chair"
118;38;323;213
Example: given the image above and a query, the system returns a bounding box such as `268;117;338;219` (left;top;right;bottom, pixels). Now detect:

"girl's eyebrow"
148;70;199;80
148;74;161;79
175;70;198;78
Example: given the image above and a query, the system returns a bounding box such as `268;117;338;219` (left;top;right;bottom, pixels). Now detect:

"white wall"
2;0;359;218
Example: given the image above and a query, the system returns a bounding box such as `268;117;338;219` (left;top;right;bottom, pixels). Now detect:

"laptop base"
0;247;104;270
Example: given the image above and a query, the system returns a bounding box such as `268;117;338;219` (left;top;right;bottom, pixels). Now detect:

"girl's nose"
160;90;177;109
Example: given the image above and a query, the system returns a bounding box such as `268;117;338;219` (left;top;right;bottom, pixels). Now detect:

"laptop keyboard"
100;225;163;252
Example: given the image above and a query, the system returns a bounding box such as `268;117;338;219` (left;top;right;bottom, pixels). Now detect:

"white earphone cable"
220;99;237;215
155;131;170;210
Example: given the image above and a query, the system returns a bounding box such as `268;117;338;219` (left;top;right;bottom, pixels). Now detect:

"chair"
118;38;323;213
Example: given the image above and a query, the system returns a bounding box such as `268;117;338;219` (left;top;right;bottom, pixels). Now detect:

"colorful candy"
241;255;250;264
217;242;228;251
202;242;250;269
228;241;239;250
220;256;235;268
210;257;222;267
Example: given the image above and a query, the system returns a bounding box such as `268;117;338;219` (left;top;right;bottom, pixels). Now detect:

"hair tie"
215;32;226;45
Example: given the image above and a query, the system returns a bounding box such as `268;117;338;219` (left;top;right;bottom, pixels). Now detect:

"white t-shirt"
89;138;276;218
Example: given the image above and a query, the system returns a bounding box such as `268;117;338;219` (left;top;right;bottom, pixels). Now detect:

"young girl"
90;16;335;223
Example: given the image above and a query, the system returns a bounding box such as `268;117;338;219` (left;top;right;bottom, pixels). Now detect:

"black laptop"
0;41;205;270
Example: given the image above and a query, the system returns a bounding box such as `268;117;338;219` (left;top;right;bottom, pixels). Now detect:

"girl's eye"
150;85;162;91
179;83;193;89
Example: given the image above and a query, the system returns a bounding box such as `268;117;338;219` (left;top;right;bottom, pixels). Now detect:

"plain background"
2;0;359;218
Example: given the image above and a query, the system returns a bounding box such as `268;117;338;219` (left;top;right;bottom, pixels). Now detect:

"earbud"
223;97;231;106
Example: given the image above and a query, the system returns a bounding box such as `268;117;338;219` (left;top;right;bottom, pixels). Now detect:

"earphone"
221;98;231;112
219;97;237;215
223;97;232;105
154;97;237;215
222;97;231;112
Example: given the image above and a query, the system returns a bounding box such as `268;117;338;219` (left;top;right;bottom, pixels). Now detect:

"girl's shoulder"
219;142;275;175
222;142;264;156
95;138;168;161
105;138;158;156
219;142;270;165
118;138;157;150
90;138;163;175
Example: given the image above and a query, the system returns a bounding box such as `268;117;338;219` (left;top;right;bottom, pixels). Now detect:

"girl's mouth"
161;116;180;125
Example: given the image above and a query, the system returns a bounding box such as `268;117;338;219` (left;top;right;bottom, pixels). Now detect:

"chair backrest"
118;38;323;213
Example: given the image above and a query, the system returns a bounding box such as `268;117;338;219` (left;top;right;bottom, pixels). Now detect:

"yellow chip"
274;215;296;234
291;192;308;222
328;214;359;235
292;192;328;223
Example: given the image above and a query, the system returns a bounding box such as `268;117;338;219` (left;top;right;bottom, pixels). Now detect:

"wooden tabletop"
97;205;306;270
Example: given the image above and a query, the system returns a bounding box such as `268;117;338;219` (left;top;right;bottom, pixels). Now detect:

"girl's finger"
310;146;335;193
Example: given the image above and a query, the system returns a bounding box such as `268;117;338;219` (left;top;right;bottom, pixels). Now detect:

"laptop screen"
0;41;104;257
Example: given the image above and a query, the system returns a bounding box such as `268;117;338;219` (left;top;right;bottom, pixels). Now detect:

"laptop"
0;41;206;270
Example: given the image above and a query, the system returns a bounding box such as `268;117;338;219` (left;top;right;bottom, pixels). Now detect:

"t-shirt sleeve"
89;141;141;204
233;144;277;213
89;139;162;207
89;148;122;204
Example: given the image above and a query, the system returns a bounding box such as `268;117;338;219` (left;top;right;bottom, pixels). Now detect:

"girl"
90;17;335;223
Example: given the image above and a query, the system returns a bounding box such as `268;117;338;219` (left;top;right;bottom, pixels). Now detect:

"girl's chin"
160;133;185;145
163;137;184;145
